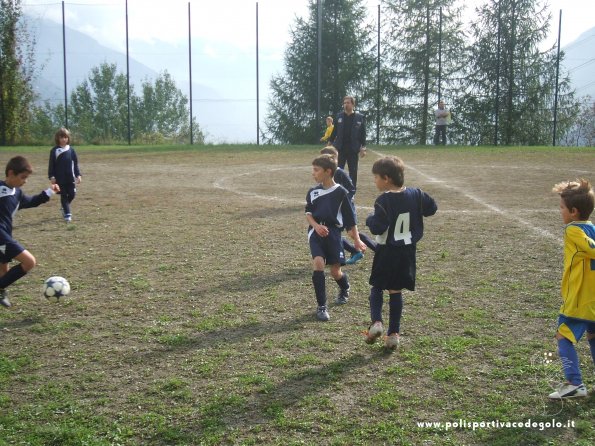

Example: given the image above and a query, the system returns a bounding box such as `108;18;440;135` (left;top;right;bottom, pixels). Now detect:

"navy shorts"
0;239;26;264
369;244;416;291
308;226;345;265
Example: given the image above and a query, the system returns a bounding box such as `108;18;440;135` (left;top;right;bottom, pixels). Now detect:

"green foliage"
32;63;205;145
264;0;376;144
0;0;36;145
380;0;466;145
462;0;578;145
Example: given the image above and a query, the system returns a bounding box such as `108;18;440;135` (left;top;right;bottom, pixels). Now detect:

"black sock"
0;264;27;289
335;272;349;291
388;292;403;335
312;271;326;307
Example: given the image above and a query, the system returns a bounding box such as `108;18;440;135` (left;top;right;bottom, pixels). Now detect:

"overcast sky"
22;0;595;56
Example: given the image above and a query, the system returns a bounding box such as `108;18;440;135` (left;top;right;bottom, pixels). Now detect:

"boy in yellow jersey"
320;116;334;144
548;178;595;399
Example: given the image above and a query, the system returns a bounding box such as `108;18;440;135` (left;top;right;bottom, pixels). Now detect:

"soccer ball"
43;276;71;302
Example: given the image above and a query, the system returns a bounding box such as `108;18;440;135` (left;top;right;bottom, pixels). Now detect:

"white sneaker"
316;306;330;322
365;321;383;344
548;382;587;399
384;333;400;350
0;289;11;308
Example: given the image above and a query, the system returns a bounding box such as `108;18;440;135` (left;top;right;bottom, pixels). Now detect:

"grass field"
0;144;594;445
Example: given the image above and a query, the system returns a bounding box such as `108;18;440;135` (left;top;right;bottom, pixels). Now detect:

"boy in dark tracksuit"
48;127;82;223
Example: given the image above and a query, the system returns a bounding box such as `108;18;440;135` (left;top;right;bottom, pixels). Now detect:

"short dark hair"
312;154;337;175
5;156;33;177
553;178;594;220
54;127;71;146
320;146;338;158
372;156;405;187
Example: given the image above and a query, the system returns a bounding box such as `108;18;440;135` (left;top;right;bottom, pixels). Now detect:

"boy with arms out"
48;127;82;223
306;155;366;321
548;179;595;399
364;156;437;349
0;156;60;308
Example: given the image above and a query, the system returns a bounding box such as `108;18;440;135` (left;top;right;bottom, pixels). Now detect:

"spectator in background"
433;100;450;145
329;96;367;190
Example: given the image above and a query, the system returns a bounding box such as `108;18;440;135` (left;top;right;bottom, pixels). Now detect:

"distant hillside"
562;26;595;99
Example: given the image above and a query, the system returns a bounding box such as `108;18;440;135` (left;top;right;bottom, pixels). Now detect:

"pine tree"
379;0;465;144
463;0;577;145
264;0;376;144
0;0;36;145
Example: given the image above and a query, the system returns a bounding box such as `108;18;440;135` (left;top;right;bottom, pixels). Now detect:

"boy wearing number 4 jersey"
364;156;437;349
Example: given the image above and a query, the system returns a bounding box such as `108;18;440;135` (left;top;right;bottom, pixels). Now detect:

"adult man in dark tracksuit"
329;96;367;191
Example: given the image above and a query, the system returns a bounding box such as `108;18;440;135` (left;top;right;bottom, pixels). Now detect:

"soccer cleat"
345;251;364;265
364;321;383;344
0;289;11;308
384;333;400;350
548;383;587;400
335;287;349;305
64;214;72;223
316;306;330;321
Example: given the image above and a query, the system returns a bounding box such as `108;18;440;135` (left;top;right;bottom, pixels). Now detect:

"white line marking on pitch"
213;158;563;244
370;149;561;244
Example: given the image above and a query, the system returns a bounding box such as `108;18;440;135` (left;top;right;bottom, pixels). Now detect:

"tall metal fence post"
376;4;380;145
553;9;562;147
188;2;194;145
125;0;131;144
61;1;68;128
256;2;260;145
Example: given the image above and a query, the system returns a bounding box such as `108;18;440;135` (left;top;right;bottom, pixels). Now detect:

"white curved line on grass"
370;149;561;244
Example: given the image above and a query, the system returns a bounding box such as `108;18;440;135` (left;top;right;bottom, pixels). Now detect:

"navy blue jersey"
366;187;437;246
305;183;357;230
334;167;355;200
0;181;51;242
48;145;81;184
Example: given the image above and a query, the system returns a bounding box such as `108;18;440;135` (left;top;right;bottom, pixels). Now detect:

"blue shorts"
308;226;345;265
557;315;595;344
0;239;25;264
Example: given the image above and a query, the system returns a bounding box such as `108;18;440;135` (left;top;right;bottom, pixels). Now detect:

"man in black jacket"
329;96;367;190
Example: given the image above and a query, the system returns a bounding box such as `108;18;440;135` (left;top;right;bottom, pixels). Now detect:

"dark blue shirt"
0;181;51;242
48;145;81;184
305;183;357;230
366;188;437;246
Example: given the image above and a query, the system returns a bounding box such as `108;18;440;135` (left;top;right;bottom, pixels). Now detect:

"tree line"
265;0;593;146
1;0;593;146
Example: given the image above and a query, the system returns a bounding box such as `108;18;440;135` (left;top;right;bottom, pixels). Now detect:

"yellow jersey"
560;221;595;322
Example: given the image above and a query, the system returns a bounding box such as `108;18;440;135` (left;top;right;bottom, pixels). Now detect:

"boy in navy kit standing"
48;127;81;223
364;156;437;349
306;155;366;321
0;156;60;308
320;146;376;265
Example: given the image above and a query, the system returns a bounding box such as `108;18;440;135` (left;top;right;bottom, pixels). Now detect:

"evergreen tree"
380;0;465;145
264;0;376;144
463;0;577;145
0;0;36;145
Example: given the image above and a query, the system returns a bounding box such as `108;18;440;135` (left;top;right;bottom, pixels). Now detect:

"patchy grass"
0;144;594;445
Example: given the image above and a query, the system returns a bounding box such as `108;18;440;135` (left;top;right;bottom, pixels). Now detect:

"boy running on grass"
305;155;366;321
364;156;437;349
548;179;595;399
0;156;60;308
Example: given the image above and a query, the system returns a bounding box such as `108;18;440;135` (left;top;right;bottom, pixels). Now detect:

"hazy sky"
22;0;595;56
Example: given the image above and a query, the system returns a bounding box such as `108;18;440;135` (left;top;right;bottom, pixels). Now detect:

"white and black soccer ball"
43;276;71;302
